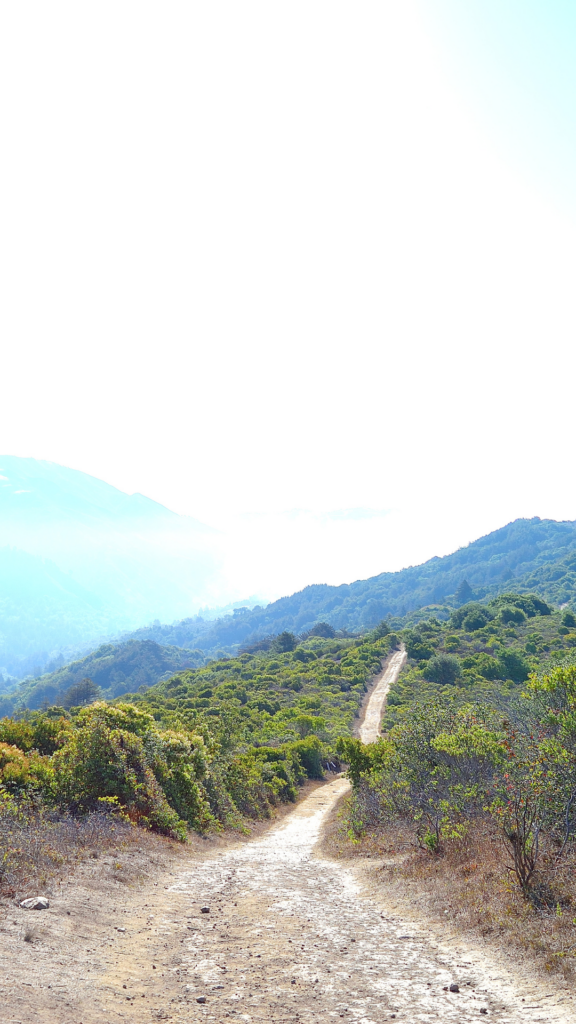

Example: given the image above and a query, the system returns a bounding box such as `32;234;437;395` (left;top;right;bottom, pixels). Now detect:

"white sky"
1;1;575;599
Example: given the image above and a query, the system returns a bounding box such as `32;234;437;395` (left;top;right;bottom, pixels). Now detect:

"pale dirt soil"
320;808;576;1023
354;650;406;744
321;811;576;981
3;657;576;1023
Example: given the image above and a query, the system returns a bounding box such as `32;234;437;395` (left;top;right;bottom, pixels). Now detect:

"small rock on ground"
20;896;49;910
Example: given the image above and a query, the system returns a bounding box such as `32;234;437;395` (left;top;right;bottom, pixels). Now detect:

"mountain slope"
0;455;180;526
0;456;224;677
507;549;576;607
3;456;575;685
2;639;205;714
10;515;576;710
125;517;576;653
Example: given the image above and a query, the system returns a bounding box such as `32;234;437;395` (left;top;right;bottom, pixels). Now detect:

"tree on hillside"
60;678;101;709
499;605;526;625
273;632;297;653
454;580;474;606
497;649;530;683
451;603;493;631
363;598;388;624
307;622;336;639
372;619;390;639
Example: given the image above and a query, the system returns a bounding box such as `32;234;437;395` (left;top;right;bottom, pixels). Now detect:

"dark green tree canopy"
499;605;527;625
61;677;101;709
306;622;336;639
423;653;462;686
273;631;298;653
490;592;551;617
451;603;493;631
454;580;474;606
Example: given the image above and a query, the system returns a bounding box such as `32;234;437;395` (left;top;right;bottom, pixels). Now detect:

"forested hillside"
383;591;563;728
126;517;576;656
2;597;574;846
0;628;394;857
124;629;393;748
1;640;205;716
3;456;575;686
9;516;576;714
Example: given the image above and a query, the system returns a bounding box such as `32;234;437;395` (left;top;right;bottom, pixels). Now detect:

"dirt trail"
4;655;575;1022
358;649;406;743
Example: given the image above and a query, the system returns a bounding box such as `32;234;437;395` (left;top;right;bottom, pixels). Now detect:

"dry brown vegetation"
0;807;152;902
321;797;576;981
1;779;327;909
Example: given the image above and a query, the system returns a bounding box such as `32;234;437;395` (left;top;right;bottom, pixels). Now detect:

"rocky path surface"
4;653;575;1022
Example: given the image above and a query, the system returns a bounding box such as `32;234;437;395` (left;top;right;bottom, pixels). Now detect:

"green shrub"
423;654;462;686
443;635;460;652
285;736;325;779
475;654;501;680
0;743;34;792
0;716;71;756
463;609;492;631
499;606;526;625
224;750;299;817
144;728;215;832
451;603;493;631
497;649;530;683
52;708;187;840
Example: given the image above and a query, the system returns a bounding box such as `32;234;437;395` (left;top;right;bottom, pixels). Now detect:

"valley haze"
1;456;575;686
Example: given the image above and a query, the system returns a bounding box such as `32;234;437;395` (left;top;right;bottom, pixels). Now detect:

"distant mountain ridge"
0;456;222;678
123;517;576;654
1;638;205;715
1;455;575;688
0;456;181;525
9;515;576;713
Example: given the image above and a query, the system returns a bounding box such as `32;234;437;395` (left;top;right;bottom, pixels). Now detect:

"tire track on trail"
6;650;575;1022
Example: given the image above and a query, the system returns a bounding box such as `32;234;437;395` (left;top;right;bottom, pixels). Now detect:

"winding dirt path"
4;654;575;1022
358;649;406;743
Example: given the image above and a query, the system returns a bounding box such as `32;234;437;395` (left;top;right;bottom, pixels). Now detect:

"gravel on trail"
1;651;574;1022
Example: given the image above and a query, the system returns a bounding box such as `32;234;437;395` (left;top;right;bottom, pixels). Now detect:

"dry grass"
321;798;576;980
0;807;146;901
1;779;328;905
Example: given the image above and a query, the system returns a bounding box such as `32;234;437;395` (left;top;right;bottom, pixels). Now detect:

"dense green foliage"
123;632;394;747
2;640;206;716
0;631;394;840
381;593;575;730
340;596;576;901
0;702;309;841
125;518;576;657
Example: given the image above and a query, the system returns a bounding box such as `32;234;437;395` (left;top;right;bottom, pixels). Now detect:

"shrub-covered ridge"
0;630;395;843
338;597;576;922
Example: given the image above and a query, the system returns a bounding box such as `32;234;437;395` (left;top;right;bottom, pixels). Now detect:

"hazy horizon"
2;453;573;609
1;2;575;570
1;3;575;674
1;452;574;685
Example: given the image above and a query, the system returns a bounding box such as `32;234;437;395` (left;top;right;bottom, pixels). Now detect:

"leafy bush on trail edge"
339;661;576;899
